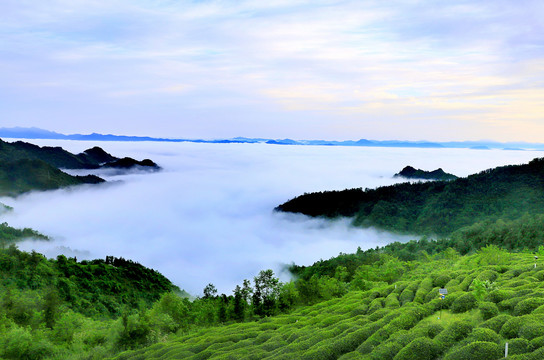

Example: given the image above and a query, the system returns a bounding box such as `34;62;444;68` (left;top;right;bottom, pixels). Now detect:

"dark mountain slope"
277;158;544;235
394;166;457;180
0;139;158;170
0;159;104;196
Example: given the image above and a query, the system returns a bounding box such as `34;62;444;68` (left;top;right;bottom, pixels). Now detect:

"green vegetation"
0;138;159;171
1;222;49;246
106;246;544;360
5;241;544;359
394;166;457;181
0;139;115;169
0;245;179;359
277;157;544;236
7;150;544;358
0;159;104;196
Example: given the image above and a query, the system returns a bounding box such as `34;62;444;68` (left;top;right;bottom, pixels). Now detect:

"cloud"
1;1;544;140
2;140;544;295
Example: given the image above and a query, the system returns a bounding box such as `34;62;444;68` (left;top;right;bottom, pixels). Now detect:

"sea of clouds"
1;140;542;295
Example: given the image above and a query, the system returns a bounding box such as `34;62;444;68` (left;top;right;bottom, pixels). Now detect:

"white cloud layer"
1;140;543;294
1;1;543;141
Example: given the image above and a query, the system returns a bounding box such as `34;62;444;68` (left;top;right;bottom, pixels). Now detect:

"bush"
500;317;525;339
413;278;433;304
393;337;439;360
434;321;473;350
486;289;515;303
508;338;530;355
519;319;544;340
529;335;544;352
479;314;512;334
479;301;499;320
442;341;502;360
465;328;500;344
367;341;403;360
367;298;384;314
424;323;444;339
499;296;526;312
385;293;400;309
476;270;499;282
399;289;415;306
514;298;544;316
433;274;452;288
450;293;477;313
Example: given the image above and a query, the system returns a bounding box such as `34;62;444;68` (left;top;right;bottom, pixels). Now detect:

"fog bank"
2;140;542;294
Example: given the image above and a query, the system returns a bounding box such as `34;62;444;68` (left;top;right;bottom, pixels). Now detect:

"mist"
1;140;542;295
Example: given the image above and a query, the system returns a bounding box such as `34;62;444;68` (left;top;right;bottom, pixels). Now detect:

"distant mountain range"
2;127;544;150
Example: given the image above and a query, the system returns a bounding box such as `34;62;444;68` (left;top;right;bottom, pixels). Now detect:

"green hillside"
277;157;544;236
0;159;104;197
110;246;544;360
4;242;544;359
394;166;457;181
0;139;112;169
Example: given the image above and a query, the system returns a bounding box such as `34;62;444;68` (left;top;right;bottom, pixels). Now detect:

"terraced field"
114;250;544;359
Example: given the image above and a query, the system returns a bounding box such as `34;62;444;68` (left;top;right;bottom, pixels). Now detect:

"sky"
2;140;543;294
1;0;544;141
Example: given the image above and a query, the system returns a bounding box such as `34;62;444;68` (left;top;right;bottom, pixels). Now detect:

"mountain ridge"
2;127;544;150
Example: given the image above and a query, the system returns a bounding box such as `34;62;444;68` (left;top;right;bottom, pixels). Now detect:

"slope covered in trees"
0;159;104;197
394;166;457;181
277;157;544;235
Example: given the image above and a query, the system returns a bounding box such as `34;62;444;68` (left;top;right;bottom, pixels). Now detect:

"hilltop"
0;138;159;170
276;157;544;236
394;166;457;181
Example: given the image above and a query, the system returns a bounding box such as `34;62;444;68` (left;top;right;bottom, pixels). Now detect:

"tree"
203;283;217;299
253;270;281;316
232;285;245;321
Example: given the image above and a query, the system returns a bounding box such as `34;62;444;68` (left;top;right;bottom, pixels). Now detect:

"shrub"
393;337;439;360
442;341;502;360
465;328;501;344
399;289;415;306
519;319;544;340
479;301;499;320
385;293;400;309
424;323;444;339
479;314;512;334
450;293;477;313
413;278;433;304
486;289;515;303
514;298;544;316
366;341;403;360
476;270;499;282
441;292;462;308
500;317;525;339
529;335;544;352
499;296;526;312
434;320;473;351
367;298;384;314
508;338;530;355
433;274;451;288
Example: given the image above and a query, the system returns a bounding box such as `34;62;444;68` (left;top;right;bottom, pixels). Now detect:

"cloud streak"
1;1;543;141
1;140;543;295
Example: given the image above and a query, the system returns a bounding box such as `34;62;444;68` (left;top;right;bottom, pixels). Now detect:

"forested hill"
276;157;544;236
0;138;159;170
394;166;458;181
0;138;160;197
0;159;104;197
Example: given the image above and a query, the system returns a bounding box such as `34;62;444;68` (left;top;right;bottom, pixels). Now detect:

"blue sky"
1;0;543;141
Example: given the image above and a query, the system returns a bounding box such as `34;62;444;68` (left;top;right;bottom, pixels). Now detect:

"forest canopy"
277;157;544;236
